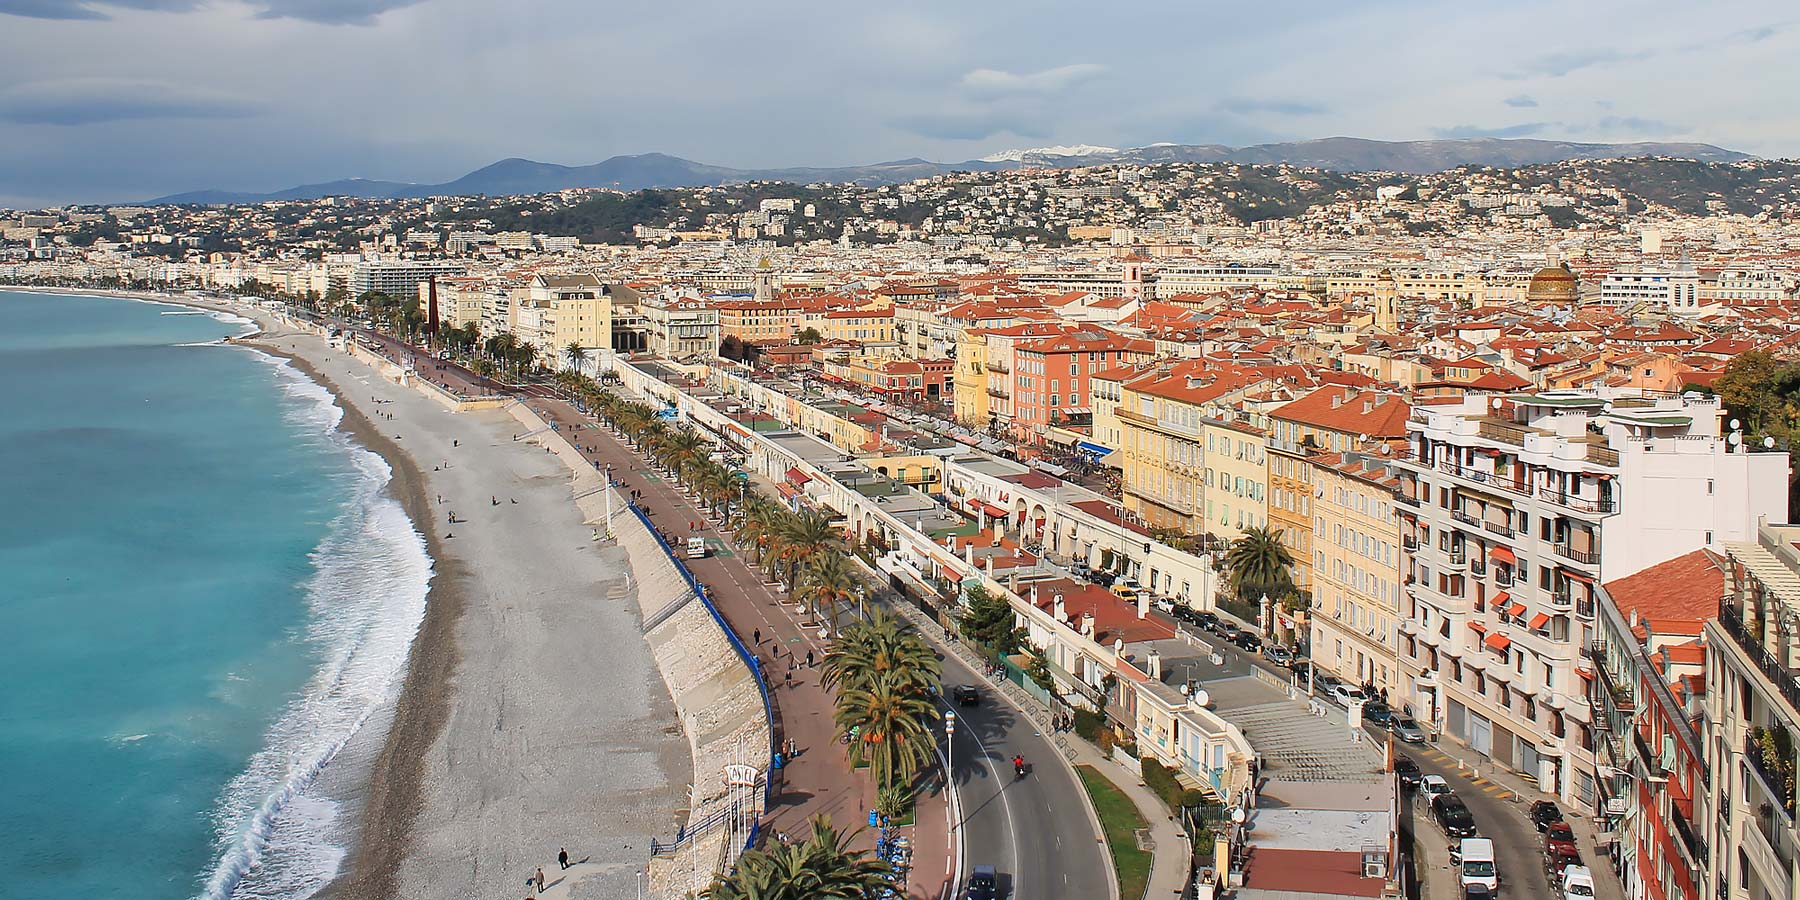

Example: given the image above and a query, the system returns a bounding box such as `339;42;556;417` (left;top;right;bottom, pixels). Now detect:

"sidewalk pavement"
1063;739;1192;900
533;398;955;900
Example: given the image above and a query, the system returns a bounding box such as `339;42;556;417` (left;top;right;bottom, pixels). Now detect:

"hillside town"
9;154;1800;900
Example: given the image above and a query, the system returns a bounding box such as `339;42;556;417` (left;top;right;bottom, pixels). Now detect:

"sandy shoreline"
6;287;692;900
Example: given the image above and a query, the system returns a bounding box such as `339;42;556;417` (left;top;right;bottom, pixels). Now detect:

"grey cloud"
890;110;1050;142
1504;94;1538;108
1432;123;1550;139
1512;47;1651;78
1217;97;1326;116
959;64;1105;98
0;78;260;125
0;0;420;23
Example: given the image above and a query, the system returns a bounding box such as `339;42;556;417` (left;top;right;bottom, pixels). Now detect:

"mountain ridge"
143;137;1754;205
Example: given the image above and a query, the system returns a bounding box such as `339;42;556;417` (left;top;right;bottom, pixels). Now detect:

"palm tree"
822;610;941;698
1223;525;1295;602
773;510;847;590
702;816;891;900
798;553;862;627
563;341;586;374
735;501;785;571
835;676;940;791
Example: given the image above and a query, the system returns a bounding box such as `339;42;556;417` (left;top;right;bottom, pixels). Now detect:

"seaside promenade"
530;397;959;900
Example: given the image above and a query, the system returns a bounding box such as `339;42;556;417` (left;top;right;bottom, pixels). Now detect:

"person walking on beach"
534;867;546;892
558;848;570;870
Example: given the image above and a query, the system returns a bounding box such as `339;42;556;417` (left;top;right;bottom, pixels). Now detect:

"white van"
1562;865;1595;899
685;536;708;559
1458;837;1497;892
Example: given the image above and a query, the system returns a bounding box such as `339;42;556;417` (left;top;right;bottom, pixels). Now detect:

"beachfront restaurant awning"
978;502;1009;519
786;467;811;485
1076;440;1114;458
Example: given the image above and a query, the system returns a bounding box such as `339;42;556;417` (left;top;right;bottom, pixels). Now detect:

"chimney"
1137;590;1149;619
1081;611;1096;638
1030;584;1041;607
1054;592;1067;621
1331;393;1344;409
985;555;995;578
1363;400;1373;414
994;522;1003;541
1148;647;1163;680
1629;609;1640;629
964;542;975;564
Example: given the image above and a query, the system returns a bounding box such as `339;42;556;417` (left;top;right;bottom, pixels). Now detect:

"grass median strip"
1076;764;1152;900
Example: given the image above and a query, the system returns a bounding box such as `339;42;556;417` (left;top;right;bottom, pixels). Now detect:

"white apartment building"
642;294;721;360
1600;264;1700;312
1702;268;1790;306
1151;264;1284;298
1710;524;1800;900
1394;389;1788;806
348;260;467;300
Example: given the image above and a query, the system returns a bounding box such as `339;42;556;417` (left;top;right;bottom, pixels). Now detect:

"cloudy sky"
0;0;1794;206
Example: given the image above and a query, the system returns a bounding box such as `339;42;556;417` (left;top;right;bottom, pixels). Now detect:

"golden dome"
1526;263;1578;304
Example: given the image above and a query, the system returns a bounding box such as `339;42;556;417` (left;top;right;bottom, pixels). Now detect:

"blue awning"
1076;441;1113;457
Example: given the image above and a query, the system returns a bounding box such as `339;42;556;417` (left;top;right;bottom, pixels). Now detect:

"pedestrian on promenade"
534;867;546;891
558;848;570;870
753;628;761;645
806;649;815;668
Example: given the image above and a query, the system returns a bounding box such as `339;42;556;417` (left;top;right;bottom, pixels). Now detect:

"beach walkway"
531;398;958;900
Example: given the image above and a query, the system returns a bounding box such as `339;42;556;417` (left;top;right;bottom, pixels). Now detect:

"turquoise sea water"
0;292;431;900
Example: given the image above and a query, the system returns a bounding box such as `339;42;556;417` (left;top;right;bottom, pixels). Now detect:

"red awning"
1490;545;1517;565
1529;612;1551;630
786;467;811;485
1576;667;1596;682
979;502;1010;519
1564;569;1594;584
1469;622;1487;633
1485;633;1512;651
1490;591;1511;606
1506;602;1527;618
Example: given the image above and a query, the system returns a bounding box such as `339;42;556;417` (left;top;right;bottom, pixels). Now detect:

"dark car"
1394;756;1421;789
1544;821;1577;856
1233;631;1263;652
1432;794;1477;838
1195;611;1220;630
1215;621;1242;641
966;864;998;900
1530;800;1565;832
1361;701;1395;727
1545;847;1582;880
952;685;980;707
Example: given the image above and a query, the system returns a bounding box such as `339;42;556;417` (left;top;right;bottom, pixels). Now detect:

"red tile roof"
1602;549;1725;625
1244;848;1387;897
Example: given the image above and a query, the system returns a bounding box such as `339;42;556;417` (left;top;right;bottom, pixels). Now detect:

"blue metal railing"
628;502;776;851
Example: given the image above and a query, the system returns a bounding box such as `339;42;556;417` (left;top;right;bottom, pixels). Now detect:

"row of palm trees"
702;817;892;899
822;610;943;795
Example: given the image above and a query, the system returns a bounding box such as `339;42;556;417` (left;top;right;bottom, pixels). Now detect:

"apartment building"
714;296;817;345
642;294;721;360
517;273;612;362
1267;387;1411;597
1009;330;1153;443
1708;525;1800;900
1394;389;1787;806
348;259;467;300
1601;264;1701;312
1594;551;1717;900
802;307;894;344
1151;264;1284;298
1114;363;1266;533
1201;405;1272;541
1310;451;1408;696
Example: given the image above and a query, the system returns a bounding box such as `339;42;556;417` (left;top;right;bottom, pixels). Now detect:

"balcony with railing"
1670;805;1706;867
1718;599;1800;717
1555;542;1602;565
1538;484;1618;514
1745;731;1797;820
986;385;1010;399
1477;418;1533;446
1495;569;1514;588
986;359;1009;374
1632;728;1668;780
1451;509;1482;529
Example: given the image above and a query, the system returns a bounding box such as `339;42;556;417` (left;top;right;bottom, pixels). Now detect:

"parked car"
1391;717;1428;744
1233;631;1263;652
1420;775;1453;800
1360;700;1395;727
1328;683;1368;707
1394;756;1421;790
1215;622;1242;642
1195;610;1220;630
966;864;998;900
1561;864;1596;899
1432;794;1478;838
952;685;980;707
1262;645;1295;667
1544;821;1577;857
1462;885;1495;900
1314;672;1345;696
1530;800;1566;832
1545;847;1582;881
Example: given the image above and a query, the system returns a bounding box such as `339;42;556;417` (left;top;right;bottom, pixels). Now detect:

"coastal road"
936;649;1113;900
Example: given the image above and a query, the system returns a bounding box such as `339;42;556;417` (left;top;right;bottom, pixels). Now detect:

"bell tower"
1374;268;1399;332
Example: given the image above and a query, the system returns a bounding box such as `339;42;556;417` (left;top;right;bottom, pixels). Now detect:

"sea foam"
196;354;432;900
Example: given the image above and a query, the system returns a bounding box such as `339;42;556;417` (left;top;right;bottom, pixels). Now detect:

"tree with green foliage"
959;584;1025;654
701;816;892;900
796;327;823;345
1222;526;1294;603
1714;349;1800;446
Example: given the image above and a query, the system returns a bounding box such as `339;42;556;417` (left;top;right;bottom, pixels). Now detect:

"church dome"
1526;263;1579;304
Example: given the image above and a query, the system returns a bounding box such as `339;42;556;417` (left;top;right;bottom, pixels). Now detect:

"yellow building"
1308;452;1405;696
1201;407;1270;541
865;453;943;492
953;329;991;427
803;308;894;344
1116;365;1267;534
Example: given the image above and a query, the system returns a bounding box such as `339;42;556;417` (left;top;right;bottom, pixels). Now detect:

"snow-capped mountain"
979;144;1120;163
